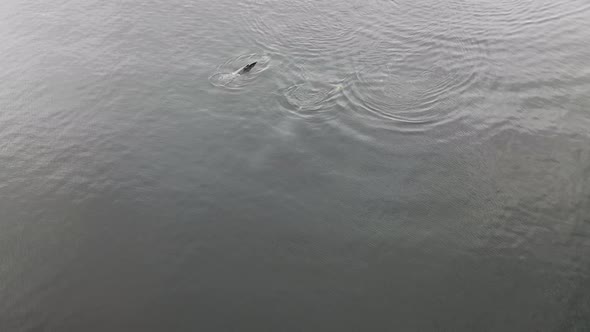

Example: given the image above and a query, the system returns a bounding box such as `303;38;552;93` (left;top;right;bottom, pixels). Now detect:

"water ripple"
209;53;271;89
218;0;588;141
238;0;371;62
277;80;344;120
341;55;486;132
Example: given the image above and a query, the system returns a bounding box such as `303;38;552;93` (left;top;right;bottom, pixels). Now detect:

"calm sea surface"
1;0;590;330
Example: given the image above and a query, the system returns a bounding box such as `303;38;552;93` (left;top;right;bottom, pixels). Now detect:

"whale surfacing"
238;62;257;75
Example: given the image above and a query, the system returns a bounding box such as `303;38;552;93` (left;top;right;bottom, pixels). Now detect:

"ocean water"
1;0;590;330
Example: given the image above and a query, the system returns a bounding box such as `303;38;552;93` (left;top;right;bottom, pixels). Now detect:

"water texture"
1;0;590;330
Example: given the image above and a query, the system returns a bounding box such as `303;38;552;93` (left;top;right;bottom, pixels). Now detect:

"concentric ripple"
343;61;478;130
209;53;271;89
237;0;371;62
277;80;344;119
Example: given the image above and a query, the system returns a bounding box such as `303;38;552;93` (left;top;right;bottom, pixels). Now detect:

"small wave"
237;0;370;61
208;53;271;89
342;61;478;131
277;80;344;119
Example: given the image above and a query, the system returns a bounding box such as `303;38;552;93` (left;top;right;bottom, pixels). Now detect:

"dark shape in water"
238;62;257;75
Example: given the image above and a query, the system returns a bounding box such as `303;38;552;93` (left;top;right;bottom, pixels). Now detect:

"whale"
209;60;261;87
237;62;257;75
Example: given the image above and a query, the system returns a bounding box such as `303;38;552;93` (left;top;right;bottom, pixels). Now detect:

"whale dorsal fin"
238;62;257;74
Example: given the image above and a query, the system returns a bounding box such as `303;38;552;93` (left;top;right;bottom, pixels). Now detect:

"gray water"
1;0;590;330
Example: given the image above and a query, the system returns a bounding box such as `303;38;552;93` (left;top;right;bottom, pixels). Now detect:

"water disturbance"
1;0;590;330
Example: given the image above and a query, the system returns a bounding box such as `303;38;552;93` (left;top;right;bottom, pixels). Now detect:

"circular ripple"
277;80;344;120
237;0;370;61
209;53;271;89
343;60;478;130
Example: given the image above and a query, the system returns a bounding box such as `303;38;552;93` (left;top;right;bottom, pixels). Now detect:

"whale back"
238;62;257;74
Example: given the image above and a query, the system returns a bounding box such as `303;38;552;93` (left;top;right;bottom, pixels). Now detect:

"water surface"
1;0;590;330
